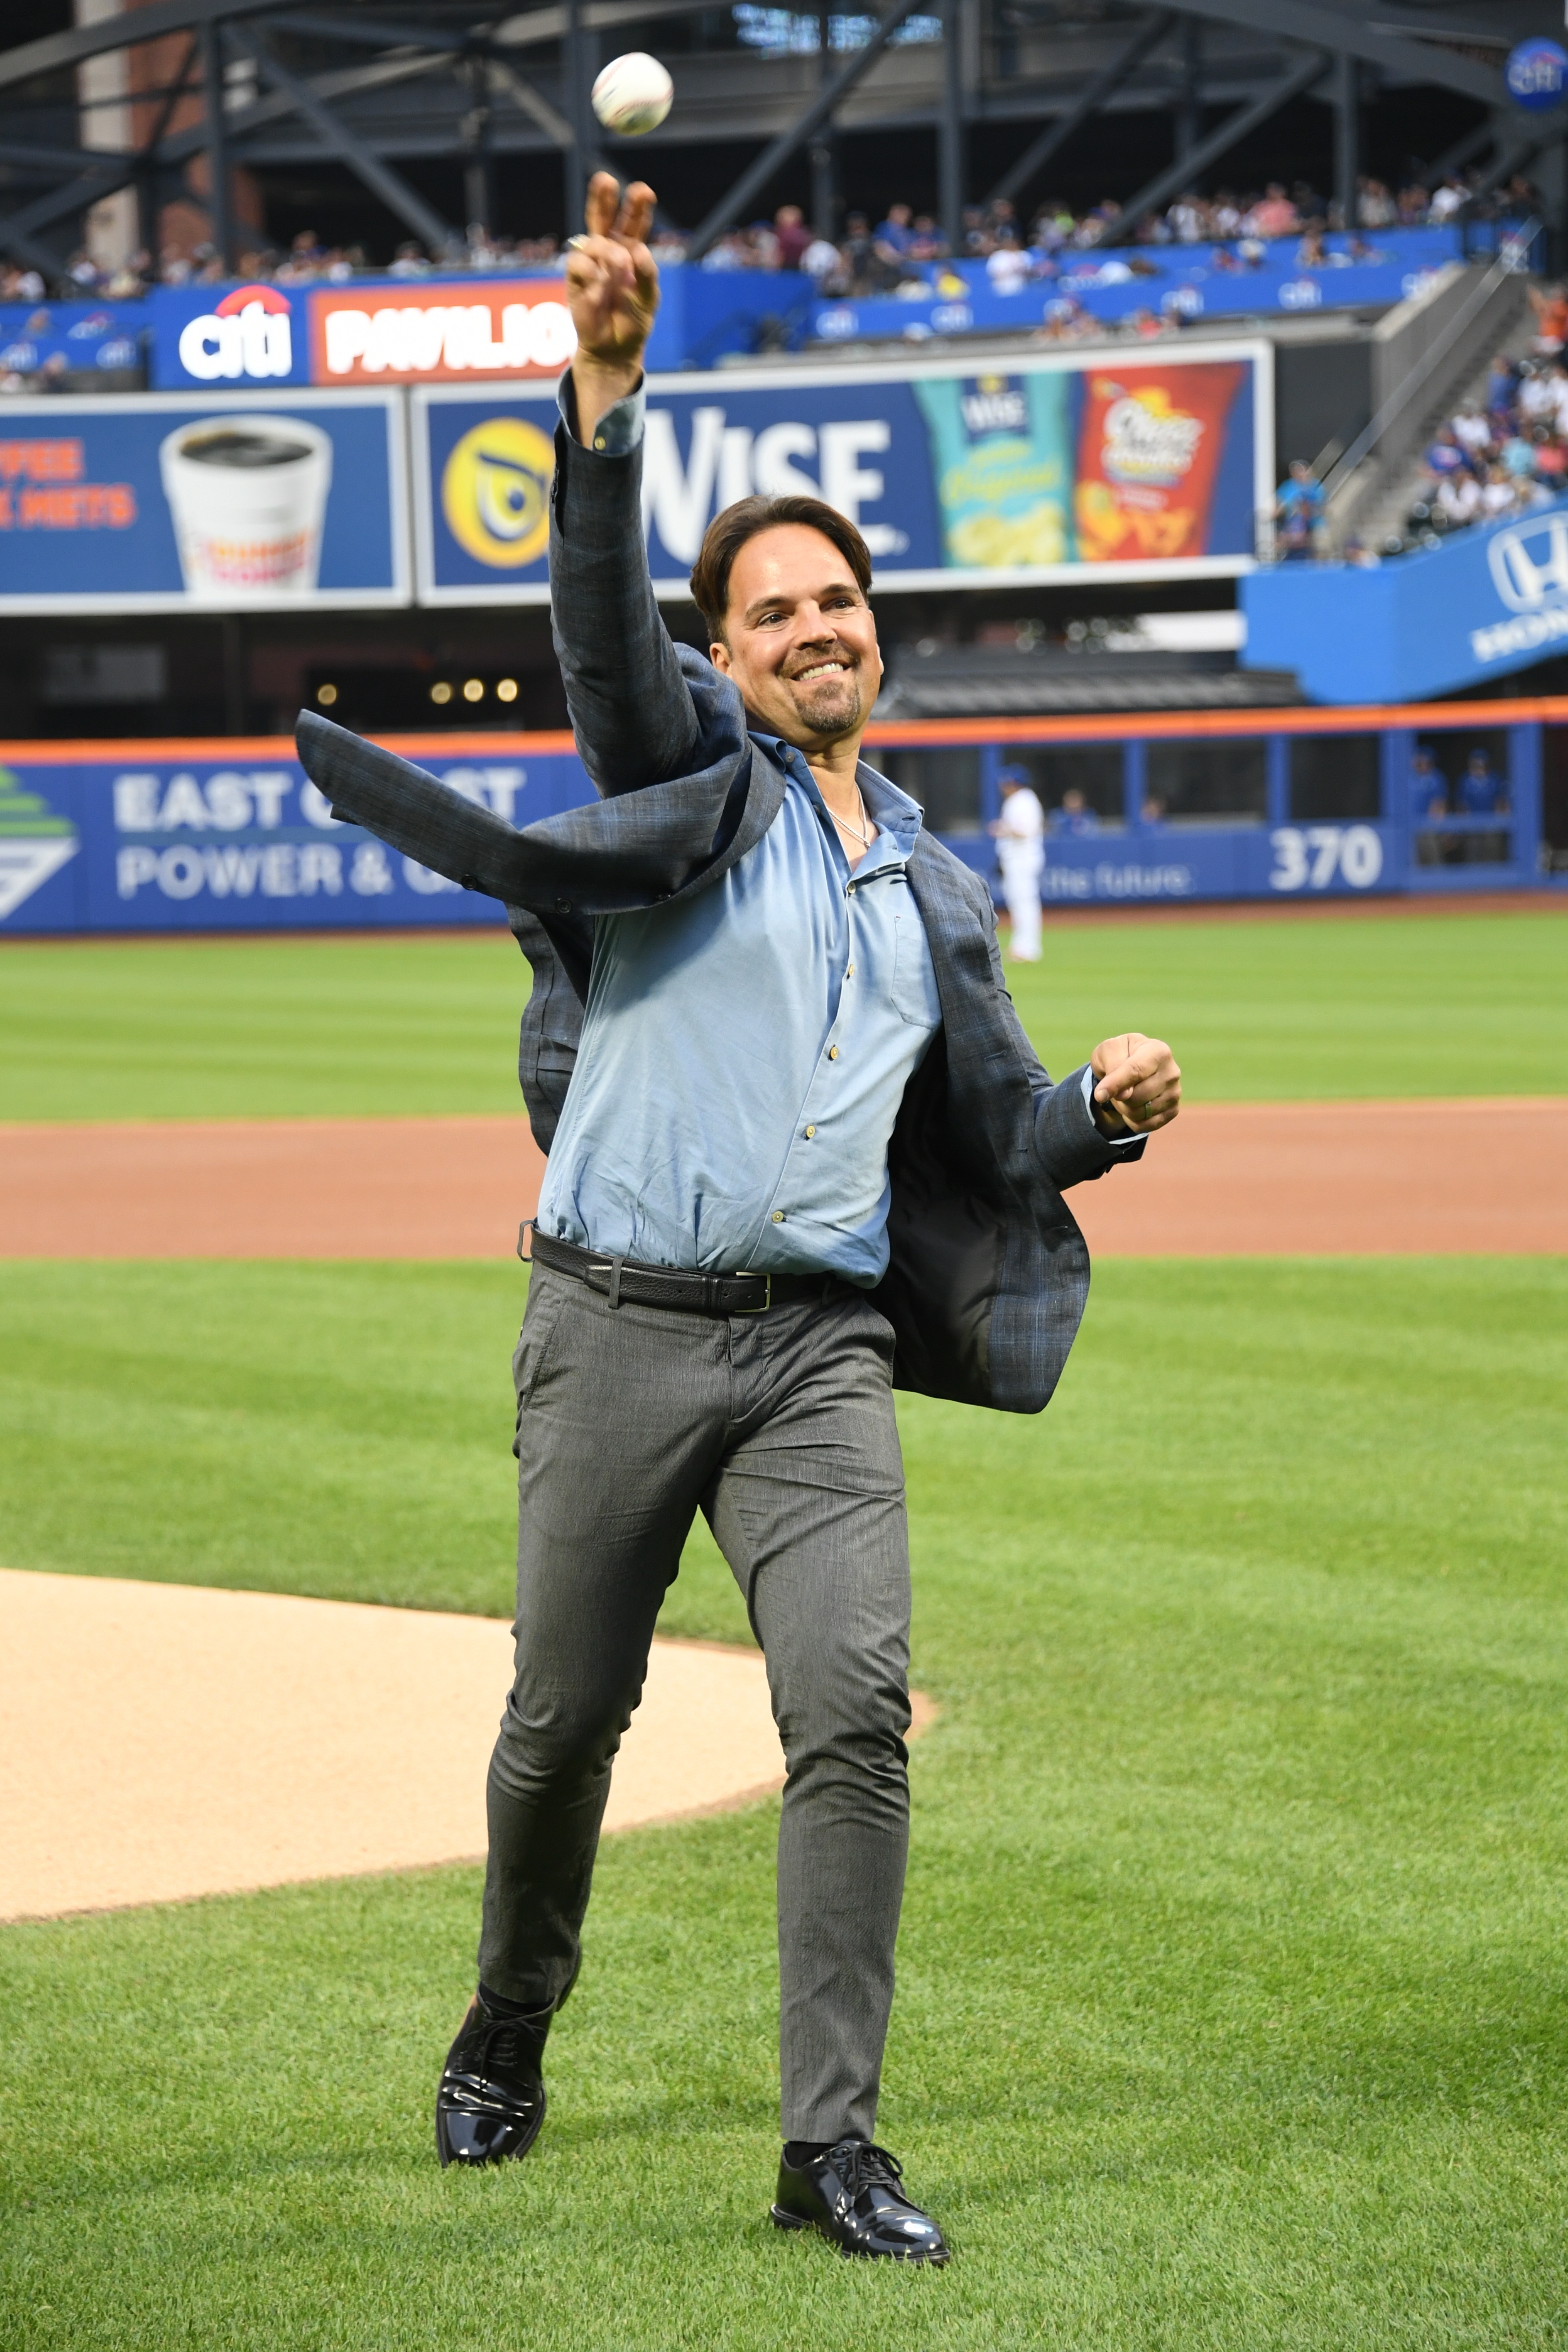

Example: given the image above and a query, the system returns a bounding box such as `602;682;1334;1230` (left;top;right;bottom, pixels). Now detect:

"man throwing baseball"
296;172;1180;2265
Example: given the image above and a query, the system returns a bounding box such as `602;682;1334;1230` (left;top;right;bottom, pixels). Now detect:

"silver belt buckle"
734;1271;772;1313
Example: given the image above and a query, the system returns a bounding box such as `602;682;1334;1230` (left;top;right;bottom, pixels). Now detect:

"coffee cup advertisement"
0;390;408;612
159;413;333;599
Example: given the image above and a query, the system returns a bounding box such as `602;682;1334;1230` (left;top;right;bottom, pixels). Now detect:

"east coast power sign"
0;743;595;933
149;278;574;391
413;345;1270;601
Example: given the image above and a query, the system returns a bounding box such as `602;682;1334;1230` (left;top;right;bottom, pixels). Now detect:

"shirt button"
827;1045;839;1061
846;964;855;977
593;436;607;450
771;1210;785;1223
804;1124;816;1138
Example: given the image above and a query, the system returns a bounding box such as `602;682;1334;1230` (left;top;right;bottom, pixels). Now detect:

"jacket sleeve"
547;406;704;798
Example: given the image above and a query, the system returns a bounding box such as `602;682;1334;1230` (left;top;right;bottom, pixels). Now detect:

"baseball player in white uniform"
990;765;1046;961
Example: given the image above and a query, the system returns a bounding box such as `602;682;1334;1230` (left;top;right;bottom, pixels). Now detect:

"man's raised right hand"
566;171;658;446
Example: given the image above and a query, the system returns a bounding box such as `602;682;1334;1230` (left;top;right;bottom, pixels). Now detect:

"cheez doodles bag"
1073;363;1245;564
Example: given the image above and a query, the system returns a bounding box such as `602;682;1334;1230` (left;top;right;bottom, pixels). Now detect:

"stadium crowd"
0;161;1536;307
1402;306;1568;550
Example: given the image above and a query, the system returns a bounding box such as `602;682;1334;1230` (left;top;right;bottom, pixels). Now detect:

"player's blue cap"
997;764;1031;787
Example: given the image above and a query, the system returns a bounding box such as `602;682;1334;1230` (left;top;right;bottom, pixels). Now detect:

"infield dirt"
3;1098;1563;1257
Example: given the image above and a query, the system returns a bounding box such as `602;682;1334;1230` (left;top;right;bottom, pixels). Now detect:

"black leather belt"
521;1223;841;1316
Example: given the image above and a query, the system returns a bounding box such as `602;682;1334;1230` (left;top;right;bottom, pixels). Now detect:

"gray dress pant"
478;1263;913;2145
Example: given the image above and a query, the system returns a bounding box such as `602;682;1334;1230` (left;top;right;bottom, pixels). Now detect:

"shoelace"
455;2010;543;2092
834;2141;905;2202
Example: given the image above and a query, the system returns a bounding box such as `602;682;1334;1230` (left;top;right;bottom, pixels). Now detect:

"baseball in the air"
590;52;674;136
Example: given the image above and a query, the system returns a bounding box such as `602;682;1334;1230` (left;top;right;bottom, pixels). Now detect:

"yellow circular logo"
441;416;555;569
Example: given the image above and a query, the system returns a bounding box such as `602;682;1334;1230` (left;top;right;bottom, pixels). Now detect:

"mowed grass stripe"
2;907;1565;1122
1;1254;1566;2348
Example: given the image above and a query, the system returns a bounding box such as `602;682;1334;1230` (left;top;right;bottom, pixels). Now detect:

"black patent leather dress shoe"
771;2140;950;2264
434;1992;550;2167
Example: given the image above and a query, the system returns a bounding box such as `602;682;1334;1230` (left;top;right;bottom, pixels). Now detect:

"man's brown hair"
688;496;872;643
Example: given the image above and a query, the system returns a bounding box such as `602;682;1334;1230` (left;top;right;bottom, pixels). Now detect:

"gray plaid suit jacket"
296;414;1144;1415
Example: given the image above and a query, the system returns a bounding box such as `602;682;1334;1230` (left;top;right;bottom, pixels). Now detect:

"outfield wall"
2;697;1563;936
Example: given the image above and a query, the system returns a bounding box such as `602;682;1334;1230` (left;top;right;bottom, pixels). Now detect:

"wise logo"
440;416;554;568
0;767;78;921
177;284;294;383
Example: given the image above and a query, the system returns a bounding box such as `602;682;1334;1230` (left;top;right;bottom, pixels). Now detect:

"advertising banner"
0;297;144;380
0;390;409;612
415;344;1268;602
147;269;813;389
0;738;592;935
148;276;576;391
1241;492;1568;703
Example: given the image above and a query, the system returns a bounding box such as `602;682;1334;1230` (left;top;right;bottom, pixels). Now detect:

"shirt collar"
750;732;924;863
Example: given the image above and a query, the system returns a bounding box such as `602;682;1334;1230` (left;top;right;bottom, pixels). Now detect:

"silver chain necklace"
830;786;872;848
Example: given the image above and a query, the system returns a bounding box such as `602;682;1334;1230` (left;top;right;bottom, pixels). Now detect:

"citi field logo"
1472;509;1568;663
177;284;293;382
0;767;78;922
440;417;555;568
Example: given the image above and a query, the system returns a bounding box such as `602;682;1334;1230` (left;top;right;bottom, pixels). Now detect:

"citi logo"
178;284;293;382
1486;510;1568;611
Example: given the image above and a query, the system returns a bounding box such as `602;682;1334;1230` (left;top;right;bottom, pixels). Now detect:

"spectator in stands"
700;229;746;271
389;240;430;277
1342;535;1381;567
1275;458;1325;559
1429;175;1468;222
1422;426;1466;479
1031;200;1076;252
989;766;1046;961
800;229;841;280
987;234;1031;296
908;214;948;260
773;205;812;270
838;212;888;293
1529;283;1568;357
1479;465;1518;520
1435;470;1484;527
1246;184;1299;238
1500;426;1538;482
1357;177;1397;229
1486;353;1520;420
1451;403;1492;459
873;202;914;256
1139;792;1168;826
1166;192;1207;243
1532;429;1567;488
1396;182;1430;225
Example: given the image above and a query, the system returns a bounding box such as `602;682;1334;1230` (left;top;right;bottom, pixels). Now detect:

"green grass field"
2;903;1565;1121
3;1258;1567;2348
2;908;1566;2347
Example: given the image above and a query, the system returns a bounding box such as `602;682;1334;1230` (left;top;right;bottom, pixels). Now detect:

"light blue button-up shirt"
537;744;943;1284
537;374;1143;1280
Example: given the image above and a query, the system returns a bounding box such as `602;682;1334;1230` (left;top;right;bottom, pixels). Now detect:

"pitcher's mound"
0;1569;930;1922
